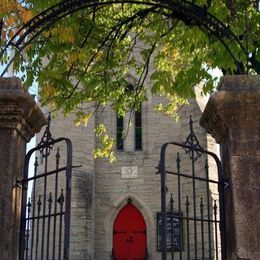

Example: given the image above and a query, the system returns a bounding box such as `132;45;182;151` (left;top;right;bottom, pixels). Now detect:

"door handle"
126;235;133;242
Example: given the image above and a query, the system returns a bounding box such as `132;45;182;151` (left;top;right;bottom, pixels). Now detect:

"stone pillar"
0;78;46;260
200;75;260;260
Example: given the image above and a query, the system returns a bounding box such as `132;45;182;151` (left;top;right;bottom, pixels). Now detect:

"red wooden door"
113;203;147;260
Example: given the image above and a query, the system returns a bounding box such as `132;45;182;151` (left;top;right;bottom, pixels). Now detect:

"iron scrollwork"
182;116;203;161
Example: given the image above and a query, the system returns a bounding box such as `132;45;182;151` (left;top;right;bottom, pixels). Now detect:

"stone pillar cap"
200;75;260;143
219;75;260;91
0;77;47;141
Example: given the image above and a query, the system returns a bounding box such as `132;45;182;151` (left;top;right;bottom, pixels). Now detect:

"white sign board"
121;166;138;179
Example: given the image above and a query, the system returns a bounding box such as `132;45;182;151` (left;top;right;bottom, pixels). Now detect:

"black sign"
157;212;183;251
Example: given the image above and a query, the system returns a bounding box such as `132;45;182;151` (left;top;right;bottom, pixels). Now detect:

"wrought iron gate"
18;114;73;260
158;117;227;260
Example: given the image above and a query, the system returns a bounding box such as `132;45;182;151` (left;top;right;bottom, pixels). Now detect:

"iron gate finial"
38;112;54;159
183;116;203;161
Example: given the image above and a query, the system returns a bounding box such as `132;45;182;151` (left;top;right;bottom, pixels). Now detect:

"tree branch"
65;6;158;100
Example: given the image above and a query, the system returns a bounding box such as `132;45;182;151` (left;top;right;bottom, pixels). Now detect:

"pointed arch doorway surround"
113;202;147;260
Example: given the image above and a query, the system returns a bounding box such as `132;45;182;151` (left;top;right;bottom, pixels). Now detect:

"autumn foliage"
0;1;259;159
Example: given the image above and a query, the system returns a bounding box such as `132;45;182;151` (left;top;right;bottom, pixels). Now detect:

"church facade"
35;84;220;260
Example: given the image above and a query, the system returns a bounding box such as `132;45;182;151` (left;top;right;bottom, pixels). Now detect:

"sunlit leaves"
51;26;75;44
93;124;116;162
75;111;93;126
155;93;188;119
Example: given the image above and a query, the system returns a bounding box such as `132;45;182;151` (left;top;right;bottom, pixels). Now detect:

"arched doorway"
113;203;147;260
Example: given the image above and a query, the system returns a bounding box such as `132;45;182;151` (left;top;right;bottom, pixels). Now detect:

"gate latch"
223;179;229;189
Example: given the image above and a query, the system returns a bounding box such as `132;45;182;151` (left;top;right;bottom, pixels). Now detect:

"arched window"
135;105;142;150
116;106;142;151
116;83;142;151
116;114;124;150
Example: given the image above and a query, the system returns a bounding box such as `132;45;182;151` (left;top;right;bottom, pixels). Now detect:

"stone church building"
34;83;220;260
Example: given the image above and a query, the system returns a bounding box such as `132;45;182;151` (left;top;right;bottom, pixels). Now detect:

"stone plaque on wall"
121;166;138;179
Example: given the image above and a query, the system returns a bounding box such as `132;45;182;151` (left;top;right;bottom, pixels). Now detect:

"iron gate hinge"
155;165;160;174
16;178;23;188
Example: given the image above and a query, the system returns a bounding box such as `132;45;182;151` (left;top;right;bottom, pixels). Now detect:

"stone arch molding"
0;0;247;76
104;194;155;253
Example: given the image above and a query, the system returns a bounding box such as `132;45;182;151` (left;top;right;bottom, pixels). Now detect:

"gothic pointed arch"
113;201;147;259
104;195;155;254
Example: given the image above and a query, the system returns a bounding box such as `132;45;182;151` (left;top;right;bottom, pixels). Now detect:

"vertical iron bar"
19;153;31;260
200;198;205;260
41;144;49;260
46;193;53;260
215;155;227;260
25;229;29;260
52;148;60;259
170;194;174;260
189;117;198;260
205;159;212;260
192;154;198;259
25;198;31;260
64;139;73;259
58;189;64;260
176;153;182;259
30;157;38;260
186;196;190;260
191;154;198;259
59;213;63;260
214;201;219;259
35;195;42;260
159;144;168;260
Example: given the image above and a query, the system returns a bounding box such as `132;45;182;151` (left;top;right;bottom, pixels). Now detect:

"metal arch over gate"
18;114;73;260
157;117;227;260
0;0;247;76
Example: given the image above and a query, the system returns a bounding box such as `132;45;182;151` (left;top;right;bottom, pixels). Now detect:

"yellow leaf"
75;111;93;126
52;26;75;44
22;10;33;23
6;16;16;26
41;84;55;97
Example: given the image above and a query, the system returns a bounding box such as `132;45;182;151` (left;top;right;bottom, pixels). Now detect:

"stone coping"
200;75;260;143
0;77;46;141
219;75;260;91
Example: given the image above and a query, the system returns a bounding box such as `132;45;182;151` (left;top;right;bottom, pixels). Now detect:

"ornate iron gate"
158;117;227;260
18;114;73;260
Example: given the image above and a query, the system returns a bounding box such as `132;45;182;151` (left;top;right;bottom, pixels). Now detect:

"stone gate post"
0;78;46;260
200;75;260;260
